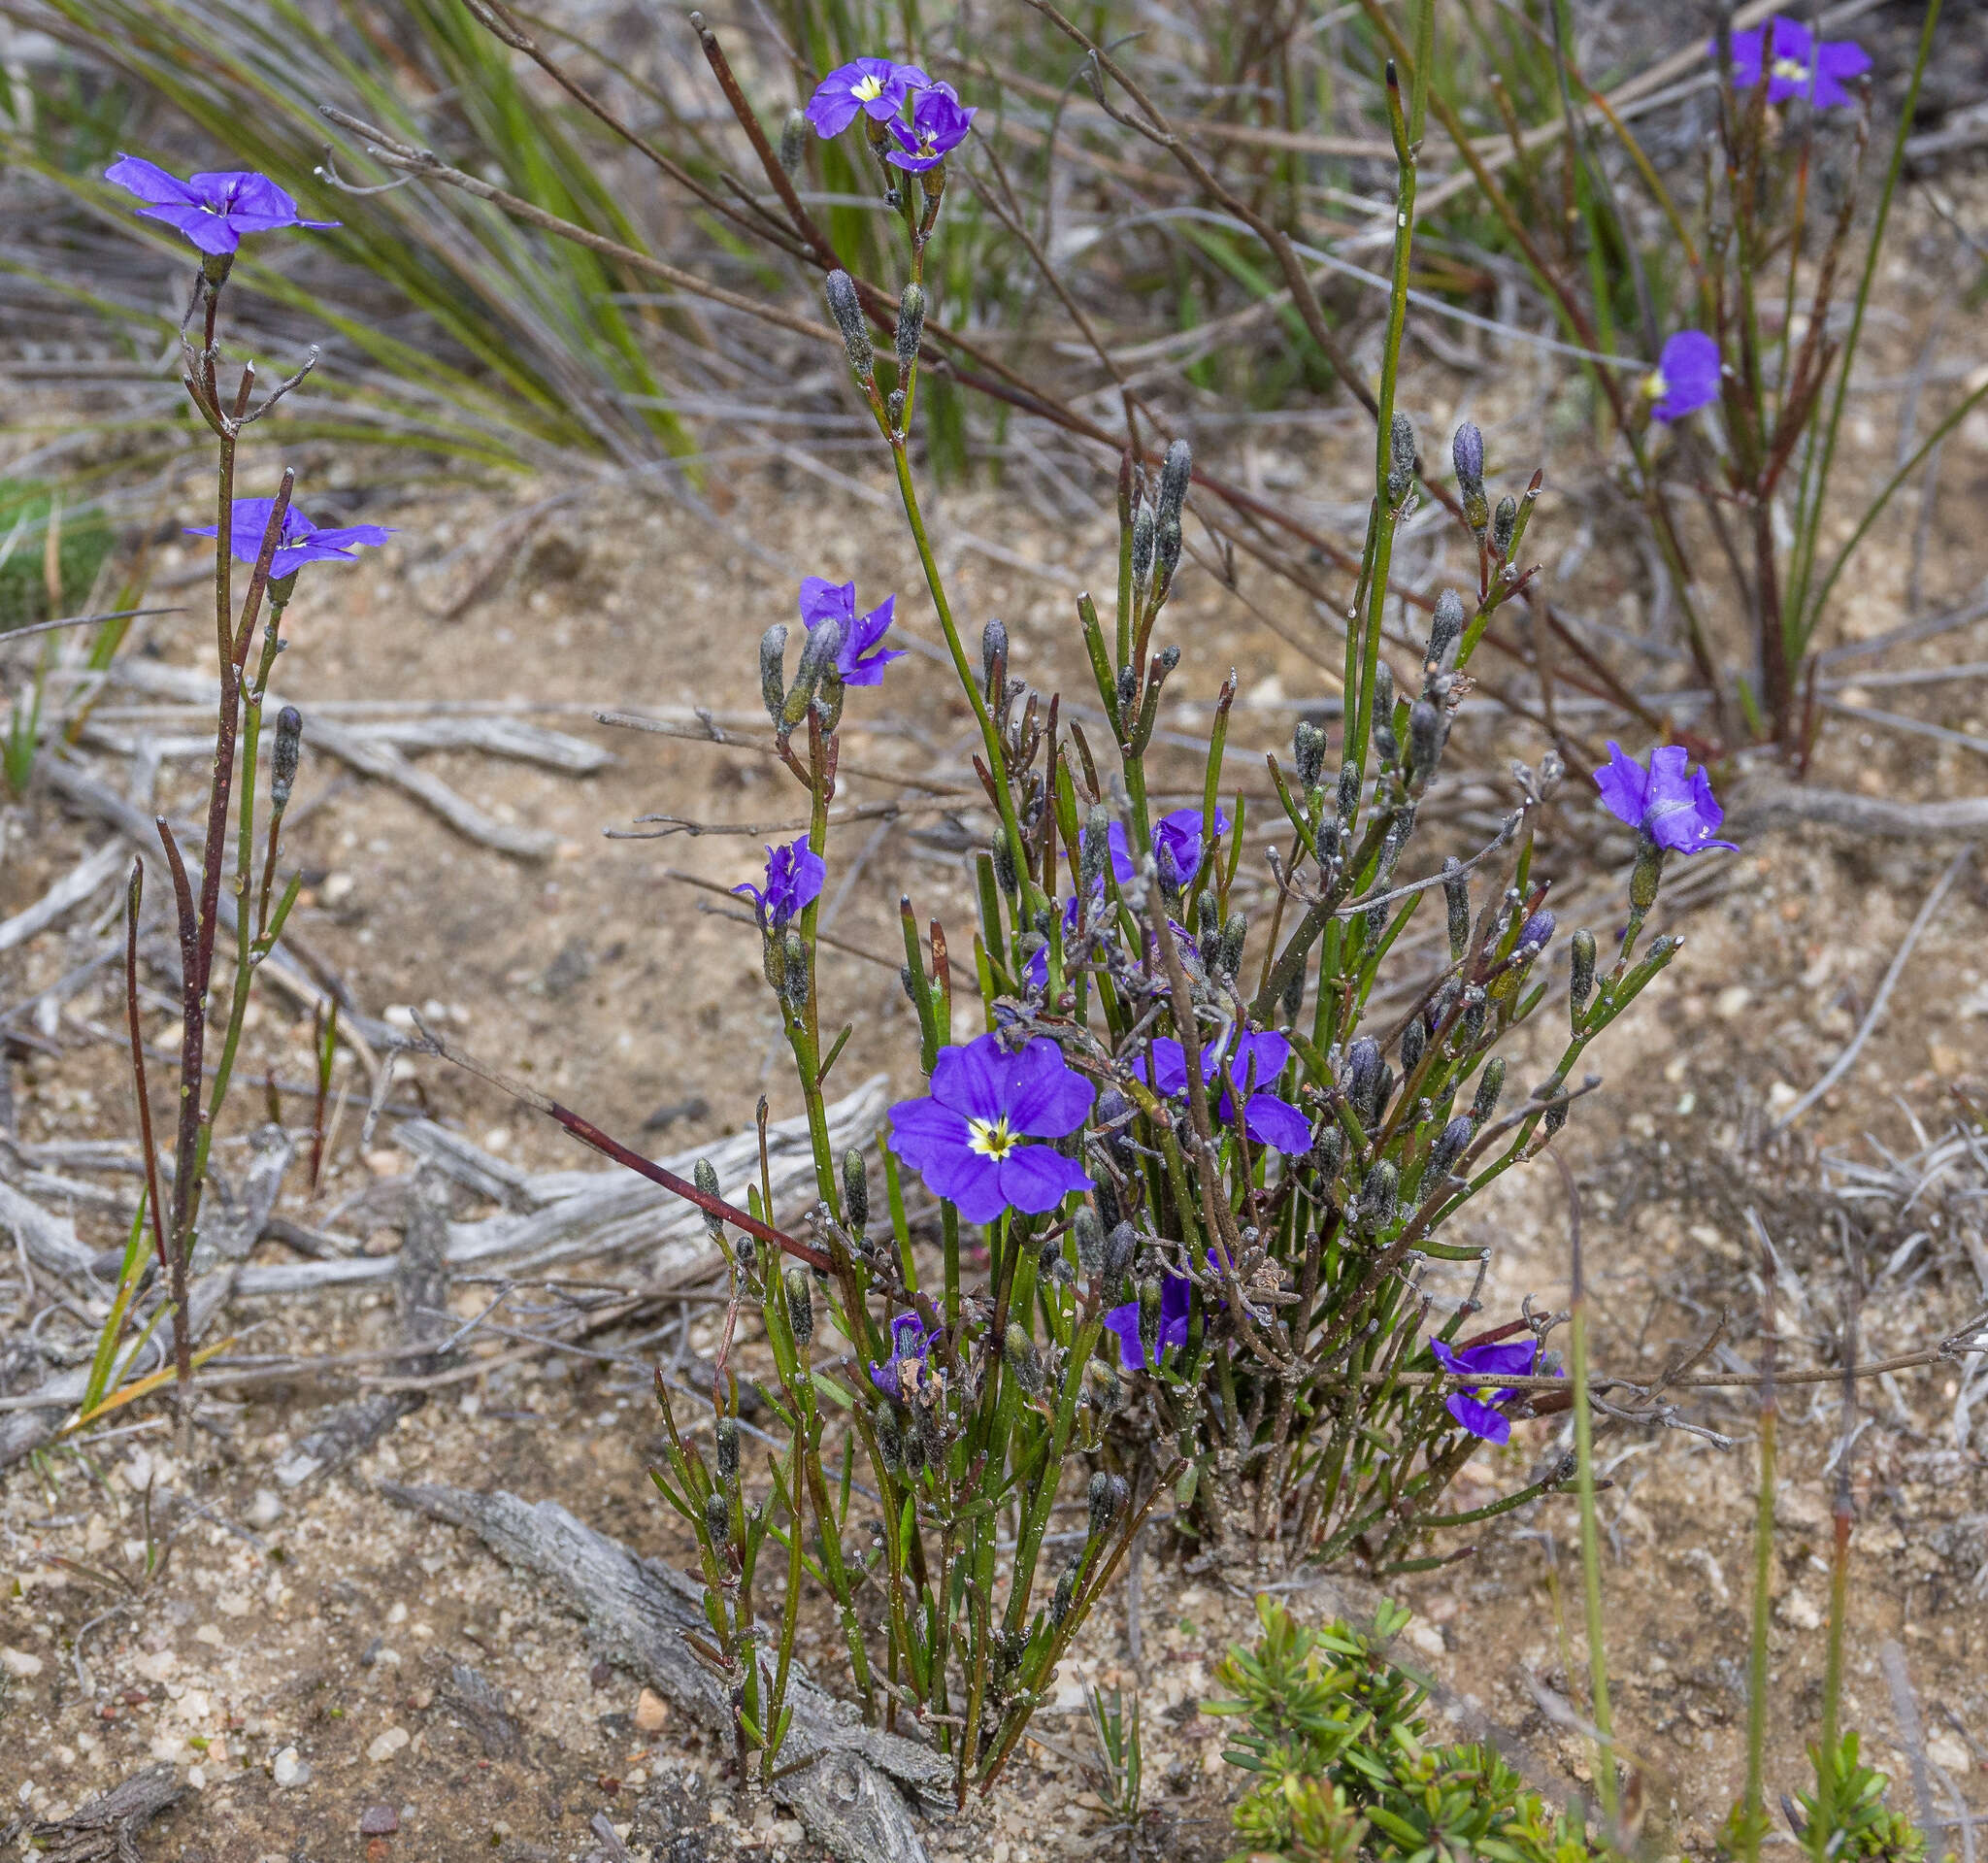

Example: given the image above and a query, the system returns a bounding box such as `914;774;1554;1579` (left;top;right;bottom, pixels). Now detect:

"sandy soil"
4;166;1988;1861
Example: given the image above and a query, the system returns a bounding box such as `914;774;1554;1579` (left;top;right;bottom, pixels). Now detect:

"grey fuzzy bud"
1280;965;1305;1025
784;1265;814;1347
1453;424;1489;539
1429;589;1465;669
1313;1122;1343;1181
1094;1171;1122;1235
1631;832;1664;913
1401;1016;1425;1077
1428;1114;1474;1181
1095;1087;1135;1169
1157;438;1192;525
703;1486;731;1547
899;962;918;1010
842;1150;869;1234
1337;760;1361;824
991;833;1018;902
1003;1325;1044;1396
1039;1236;1074;1285
884;388;906;431
1116;663;1138;712
779;108;808;176
824;270;873;382
1154;514;1182;595
1371;662;1396;767
1086;1470;1128;1541
1408;699;1442;780
781;930;809;1009
1130;502;1155;592
695;1157;722;1240
1491;494;1517;560
1358;1159;1398;1233
1387;414;1417;505
715;1415;740;1480
271;706;303;810
875;1405;904;1476
1570;928;1597;1017
980;618;1008;691
1051;1565;1077;1625
1079;807;1111;900
1218;912;1247;980
758;625;788;726
1294;719;1327;790
1346;1038;1382;1126
1104;1220;1137;1281
1472;1058;1506;1126
784;619;840;726
1073;1205;1106;1277
894;283;926;376
1442;857;1470;959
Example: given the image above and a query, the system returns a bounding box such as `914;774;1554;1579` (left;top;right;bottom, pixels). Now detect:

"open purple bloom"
1132;1026;1310;1155
869;1311;941;1402
798;576;905;685
733;836;825;933
885;82;977;172
1430;1333;1551;1445
804;58;932;138
185;497;391;581
1105;806;1231;886
105;154;338;257
1103;1271;1191;1373
1593;742;1737;855
1646;331;1721;423
1720;17;1871;109
887;1033;1095;1224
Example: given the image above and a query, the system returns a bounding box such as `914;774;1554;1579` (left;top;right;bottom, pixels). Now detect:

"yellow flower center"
1771;56;1812;85
967;1115;1018;1160
1641;368;1668;402
852;73;885;101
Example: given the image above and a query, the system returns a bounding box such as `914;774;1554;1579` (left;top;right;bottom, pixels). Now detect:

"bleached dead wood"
84;714;613;775
1738;782;1988;841
0;842;126;956
383;1483;946;1863
1;1761;186;1860
232;1075;890;1296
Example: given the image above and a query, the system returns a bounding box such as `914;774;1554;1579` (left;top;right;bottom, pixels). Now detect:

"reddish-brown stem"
122;862;170;1280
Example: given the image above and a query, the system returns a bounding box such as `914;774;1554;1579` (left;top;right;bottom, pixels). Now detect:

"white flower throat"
966;1115;1018;1160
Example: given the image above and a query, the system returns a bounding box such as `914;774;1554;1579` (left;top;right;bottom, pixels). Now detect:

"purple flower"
1719;17;1872;109
1132;1026;1311;1155
885;82;977;173
1105;806;1231;886
1646;331;1721;423
870;1311;940;1402
887;1033;1095;1224
184;497;391;581
105;154;339;257
733;836;825;933
1593;742;1737;855
804;58;931;138
798;577;905;685
1515;910;1556;954
1430;1333;1551;1445
1103;1271;1191;1373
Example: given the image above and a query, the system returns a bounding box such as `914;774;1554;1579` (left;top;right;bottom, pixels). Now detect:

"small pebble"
366;1726;411;1764
359;1804;401;1836
633;1688;669;1735
247;1488;283;1529
273;1747;310;1787
1;1648;45;1679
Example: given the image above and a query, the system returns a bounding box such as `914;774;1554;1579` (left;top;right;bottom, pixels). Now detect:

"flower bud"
1095;1088;1135;1172
1280;966;1305;1025
842;1149;869;1235
1137;1276;1163;1368
703;1486;731;1547
1039;1235;1074;1286
715;1415;740;1480
781;930;809;1009
1472;1057;1506;1126
1428;589;1465;670
758;624;788;727
783;618;841;726
1346;1037;1383;1127
894;283;926;377
1569;927;1597;1019
874;1404;904;1475
1428;1113;1474;1181
1153;838;1180;902
1312;1122;1343;1181
1442;856;1470;959
779;108;808;175
695;1157;722;1240
1073;1205;1106;1277
1515;910;1555;955
992;832;1018;902
1401;1017;1425;1077
1116;663;1138;713
1079;807;1111;901
1491;494;1517;560
824;270;873;383
1293;718;1327;790
1086;1469;1128;1541
1003;1324;1044;1396
1104;1220;1137;1281
1452;421;1488;535
903;1430;927;1478
1630;830;1664;913
1130;500;1155;594
1157;438;1192;526
1337;759;1361;825
1386;413;1417;505
784;1264;814;1347
271;706;303;811
1408;699;1442;781
1153;515;1182;598
979;616;1008;696
1218;912;1247;980
1051;1564;1077;1624
1358;1159;1398;1233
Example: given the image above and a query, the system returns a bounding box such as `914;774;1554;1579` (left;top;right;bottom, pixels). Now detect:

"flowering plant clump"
634;50;1718;1809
